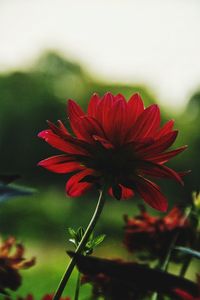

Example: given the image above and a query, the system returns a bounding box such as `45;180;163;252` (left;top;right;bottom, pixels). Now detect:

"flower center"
82;144;136;182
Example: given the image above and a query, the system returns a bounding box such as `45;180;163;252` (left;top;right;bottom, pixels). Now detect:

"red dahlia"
124;206;194;260
38;92;187;211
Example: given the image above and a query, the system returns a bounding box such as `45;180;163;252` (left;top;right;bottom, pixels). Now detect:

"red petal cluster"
38;92;187;211
0;237;35;294
124;207;193;259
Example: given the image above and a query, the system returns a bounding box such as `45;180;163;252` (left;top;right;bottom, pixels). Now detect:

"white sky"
1;0;200;111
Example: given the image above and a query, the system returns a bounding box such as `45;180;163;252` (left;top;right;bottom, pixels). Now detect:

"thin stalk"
179;256;192;277
53;188;106;300
151;206;192;300
74;271;81;300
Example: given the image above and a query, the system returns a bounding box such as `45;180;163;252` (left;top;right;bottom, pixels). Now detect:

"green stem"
179;256;192;277
151;206;192;300
53;188;106;300
74;271;81;300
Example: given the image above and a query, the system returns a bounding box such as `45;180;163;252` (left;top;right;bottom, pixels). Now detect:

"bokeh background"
0;0;200;298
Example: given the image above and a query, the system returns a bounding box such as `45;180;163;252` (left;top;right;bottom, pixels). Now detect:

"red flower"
38;92;187;211
174;275;200;300
0;237;35;294
124;206;194;260
174;289;200;300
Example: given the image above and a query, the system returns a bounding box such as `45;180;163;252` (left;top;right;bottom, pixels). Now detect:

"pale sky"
1;0;200;111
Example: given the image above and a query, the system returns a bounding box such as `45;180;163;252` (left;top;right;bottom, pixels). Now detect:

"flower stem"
53;188;106;300
179;256;192;277
151;206;192;300
74;271;81;300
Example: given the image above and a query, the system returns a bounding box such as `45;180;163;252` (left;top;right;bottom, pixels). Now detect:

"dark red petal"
92;135;114;149
135;177;168;212
38;130;89;156
47;120;70;138
127;137;155;152
38;155;84;173
136;131;178;156
111;184;122;200
127;93;144;125
155;120;174;139
71;116;105;143
87;93;101;117
114;93;126;102
138;161;184;185
68;99;85;136
174;288;194;300
66;169;94;197
68;99;85;119
95;92;114;124
127;104;160;141
109;184;134;199
103;98;128;144
120;185;134;199
145;146;188;164
57;120;69;134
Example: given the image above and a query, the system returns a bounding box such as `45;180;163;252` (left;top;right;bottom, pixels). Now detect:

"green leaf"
69;238;77;247
77;227;85;242
89;232;94;242
0;183;35;203
175;247;200;259
67;227;77;239
92;234;106;247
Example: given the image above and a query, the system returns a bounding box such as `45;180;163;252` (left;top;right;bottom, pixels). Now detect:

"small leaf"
89;232;94;242
77;227;85;242
69;238;77;247
92;234;106;247
67;227;77;239
175;247;200;259
0;184;35;203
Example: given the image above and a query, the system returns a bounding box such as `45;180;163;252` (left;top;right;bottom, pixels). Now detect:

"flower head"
124;206;194;260
0;237;35;294
38;92;187;211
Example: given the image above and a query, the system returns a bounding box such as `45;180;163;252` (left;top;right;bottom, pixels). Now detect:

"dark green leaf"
77;227;85;242
0;183;35;203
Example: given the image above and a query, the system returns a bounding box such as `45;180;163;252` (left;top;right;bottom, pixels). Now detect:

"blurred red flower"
38;92;187;211
0;237;35;294
174;275;200;300
124;206;194;259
